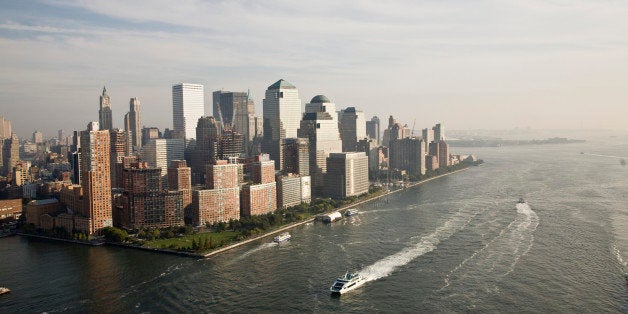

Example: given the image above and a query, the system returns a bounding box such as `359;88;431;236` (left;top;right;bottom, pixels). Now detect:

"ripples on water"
1;142;628;312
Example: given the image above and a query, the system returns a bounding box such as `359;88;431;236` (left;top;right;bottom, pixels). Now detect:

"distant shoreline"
448;137;585;147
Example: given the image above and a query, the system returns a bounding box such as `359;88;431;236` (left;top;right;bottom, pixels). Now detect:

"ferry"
273;232;291;243
330;272;366;295
344;208;359;217
321;211;343;223
0;287;10;295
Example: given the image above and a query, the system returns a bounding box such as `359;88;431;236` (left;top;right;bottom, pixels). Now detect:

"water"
1;139;628;312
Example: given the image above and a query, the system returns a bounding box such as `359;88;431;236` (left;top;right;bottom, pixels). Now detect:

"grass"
143;231;240;251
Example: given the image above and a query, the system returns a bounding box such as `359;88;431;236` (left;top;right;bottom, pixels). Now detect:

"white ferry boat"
0;287;10;295
344;208;359;217
330;272;366;295
273;232;291;243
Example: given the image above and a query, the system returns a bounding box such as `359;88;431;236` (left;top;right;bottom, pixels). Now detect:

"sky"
1;0;628;139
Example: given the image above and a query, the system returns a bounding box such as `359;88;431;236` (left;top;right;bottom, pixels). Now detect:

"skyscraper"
389;137;426;176
124;97;142;153
298;95;343;194
366;116;380;145
422;128;434;152
109;129;128;188
99;87;113;131
282;137;309;176
172;83;204;141
0;115;11;139
2;133;19;176
80;122;112;234
213;90;255;140
262;79;302;170
32;131;43;144
433;123;445;141
338;107;366;152
191;116;221;184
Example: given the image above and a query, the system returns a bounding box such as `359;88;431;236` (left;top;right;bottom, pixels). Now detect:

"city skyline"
2;1;628;137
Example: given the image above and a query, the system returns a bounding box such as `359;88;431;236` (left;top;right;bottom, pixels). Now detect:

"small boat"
273;232;291;243
330;272;366;295
0;287;10;295
344;208;359;217
517;197;526;204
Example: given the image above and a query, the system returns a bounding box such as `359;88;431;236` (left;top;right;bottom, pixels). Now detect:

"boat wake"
612;242;627;270
442;202;539;289
232;242;278;261
358;209;476;283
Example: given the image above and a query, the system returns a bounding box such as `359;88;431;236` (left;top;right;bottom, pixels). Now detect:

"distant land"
448;137;585;147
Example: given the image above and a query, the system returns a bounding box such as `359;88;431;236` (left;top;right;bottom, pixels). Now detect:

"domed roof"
310;95;331;103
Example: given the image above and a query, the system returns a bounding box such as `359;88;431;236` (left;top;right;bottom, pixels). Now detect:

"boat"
0;287;10;295
330;272;366;295
344;208;359;217
321;211;343;223
517;197;526;204
273;232;291;243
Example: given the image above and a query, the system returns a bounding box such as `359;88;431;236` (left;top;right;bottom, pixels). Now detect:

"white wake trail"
358;210;475;282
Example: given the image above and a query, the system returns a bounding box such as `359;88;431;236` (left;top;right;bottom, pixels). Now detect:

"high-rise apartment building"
141;139;185;185
99;87;113;131
324;152;369;199
422;128;434;152
167;160;191;191
389;137;426;176
193;160;240;226
438;140;450;167
2;133;20;176
79;122;112;234
262;79;302;170
213;90;255;140
338;107;366;152
282;138;309;176
172;83;204;141
366;116;380;145
124;97;142;153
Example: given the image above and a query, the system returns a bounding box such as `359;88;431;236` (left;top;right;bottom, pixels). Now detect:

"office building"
433;123;445;141
173;83;204;141
366;116;380;144
438;140;450;167
191;116;221;184
422;128;434;152
99;87;113;131
32;130;43;144
298;99;343;194
282;137;309;176
109;129;128;188
213;90;255;140
219;129;244;159
79;122;112;234
338;107;366;152
262;79;302;170
2;132;19;176
0;115;11;139
141;127;161;146
141;139;185;185
276;174;311;209
325;152;369;199
124;97;142;153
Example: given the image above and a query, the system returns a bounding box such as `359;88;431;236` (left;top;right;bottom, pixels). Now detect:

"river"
1;136;627;312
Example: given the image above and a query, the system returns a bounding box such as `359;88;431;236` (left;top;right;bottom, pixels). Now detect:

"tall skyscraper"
124;97;142;153
298;95;343;194
366;116;380;145
109;129;128;188
2;133;19;176
191;116;221;184
99;87;113;131
262;79;302;170
32;130;43;144
338;107;366;152
172;83;204;141
80;122;112;234
438;140;450;167
0;115;11;139
213;90;255;140
422;128;434;152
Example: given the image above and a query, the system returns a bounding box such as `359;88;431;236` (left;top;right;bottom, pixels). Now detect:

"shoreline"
200;167;469;258
14;167;470;258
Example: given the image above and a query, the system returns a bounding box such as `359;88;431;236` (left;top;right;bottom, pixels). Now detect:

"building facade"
172;83;204;141
324;152;369;199
80;122;112;234
262;79;302;170
338;107;366;152
282;137;309;176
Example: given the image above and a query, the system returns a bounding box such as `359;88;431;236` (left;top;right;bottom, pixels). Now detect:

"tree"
102;226;128;242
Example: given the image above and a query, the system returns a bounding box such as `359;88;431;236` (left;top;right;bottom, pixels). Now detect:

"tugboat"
330;272;366;295
0;287;10;295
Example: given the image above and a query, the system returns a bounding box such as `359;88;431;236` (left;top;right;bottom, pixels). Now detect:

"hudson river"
1;136;627;312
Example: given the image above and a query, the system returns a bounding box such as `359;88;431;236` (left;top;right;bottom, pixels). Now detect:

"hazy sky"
1;0;628;138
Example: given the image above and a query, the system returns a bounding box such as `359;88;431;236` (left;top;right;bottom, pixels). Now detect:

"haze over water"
1;136;627;312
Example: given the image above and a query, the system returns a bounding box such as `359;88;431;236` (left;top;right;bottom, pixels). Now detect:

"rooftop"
310;95;331;103
268;79;296;90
